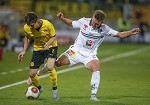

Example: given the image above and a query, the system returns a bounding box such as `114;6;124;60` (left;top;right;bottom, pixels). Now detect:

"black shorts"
30;46;58;69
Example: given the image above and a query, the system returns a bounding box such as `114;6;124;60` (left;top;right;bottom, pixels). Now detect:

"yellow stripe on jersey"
24;19;58;51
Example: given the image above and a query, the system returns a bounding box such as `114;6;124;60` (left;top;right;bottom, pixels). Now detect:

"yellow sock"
30;74;41;87
48;68;57;89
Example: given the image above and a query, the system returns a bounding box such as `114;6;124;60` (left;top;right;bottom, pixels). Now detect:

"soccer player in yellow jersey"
18;12;59;101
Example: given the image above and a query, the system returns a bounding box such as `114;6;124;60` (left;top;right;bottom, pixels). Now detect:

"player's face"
91;16;103;29
28;21;39;30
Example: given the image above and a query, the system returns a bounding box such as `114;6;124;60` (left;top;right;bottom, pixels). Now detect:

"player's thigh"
86;59;100;72
30;51;45;69
46;46;58;70
47;58;56;70
56;54;70;66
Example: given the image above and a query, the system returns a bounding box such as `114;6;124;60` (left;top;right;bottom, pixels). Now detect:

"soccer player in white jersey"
38;10;140;101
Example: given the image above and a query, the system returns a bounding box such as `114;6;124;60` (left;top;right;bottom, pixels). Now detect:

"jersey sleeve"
104;25;118;36
72;18;83;29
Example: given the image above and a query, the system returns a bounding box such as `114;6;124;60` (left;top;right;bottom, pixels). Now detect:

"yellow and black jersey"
24;19;58;51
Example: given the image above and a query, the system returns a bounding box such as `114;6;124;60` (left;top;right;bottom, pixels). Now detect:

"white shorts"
63;45;99;67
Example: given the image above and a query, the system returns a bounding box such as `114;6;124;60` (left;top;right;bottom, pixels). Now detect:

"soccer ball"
25;86;40;99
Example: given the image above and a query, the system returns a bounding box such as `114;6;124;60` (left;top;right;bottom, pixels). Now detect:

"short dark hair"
94;10;106;21
24;12;38;25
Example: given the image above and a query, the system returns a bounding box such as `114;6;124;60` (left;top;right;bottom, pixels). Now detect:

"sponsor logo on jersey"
66;50;76;58
83;24;88;30
86;40;92;46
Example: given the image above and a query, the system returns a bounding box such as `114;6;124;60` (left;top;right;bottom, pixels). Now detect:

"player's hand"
130;28;141;35
57;12;64;19
44;42;49;50
18;51;25;62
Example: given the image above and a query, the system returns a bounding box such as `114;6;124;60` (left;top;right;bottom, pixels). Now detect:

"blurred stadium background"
0;1;150;105
0;0;150;54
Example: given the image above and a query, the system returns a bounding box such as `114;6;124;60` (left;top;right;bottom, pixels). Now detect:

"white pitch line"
1;72;7;75
0;65;28;76
0;46;150;90
101;46;150;63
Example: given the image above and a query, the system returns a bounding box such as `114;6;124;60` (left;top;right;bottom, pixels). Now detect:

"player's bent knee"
55;60;61;67
47;66;54;71
29;73;36;78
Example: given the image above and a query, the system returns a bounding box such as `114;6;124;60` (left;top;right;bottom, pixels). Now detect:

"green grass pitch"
0;43;150;105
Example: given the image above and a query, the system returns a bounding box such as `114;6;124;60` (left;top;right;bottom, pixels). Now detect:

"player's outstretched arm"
115;28;141;38
56;12;73;26
18;36;30;62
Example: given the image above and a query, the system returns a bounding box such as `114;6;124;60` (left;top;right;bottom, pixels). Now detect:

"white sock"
90;71;100;96
37;63;47;75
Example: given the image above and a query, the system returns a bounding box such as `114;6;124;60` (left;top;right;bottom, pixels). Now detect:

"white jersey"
72;17;118;56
